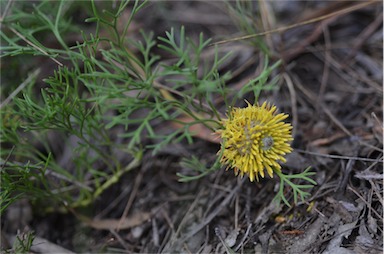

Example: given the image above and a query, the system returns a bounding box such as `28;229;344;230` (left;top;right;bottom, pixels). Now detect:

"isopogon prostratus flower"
218;101;293;182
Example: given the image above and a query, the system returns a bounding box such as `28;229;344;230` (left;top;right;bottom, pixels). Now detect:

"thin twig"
0;158;93;191
117;164;143;231
282;73;298;138
210;1;378;46
182;179;244;242
0;146;15;170
347;185;382;219
9;27;63;67
0;0;13;26
292;73;383;153
321;105;353;136
346;12;383;61
316;25;331;111
109;229;130;251
0;69;40;109
295;149;383;163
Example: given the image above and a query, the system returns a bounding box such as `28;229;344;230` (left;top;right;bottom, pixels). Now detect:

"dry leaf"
83;211;151;230
172;116;220;144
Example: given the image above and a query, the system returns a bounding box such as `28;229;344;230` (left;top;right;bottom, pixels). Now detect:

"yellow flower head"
218;101;293;182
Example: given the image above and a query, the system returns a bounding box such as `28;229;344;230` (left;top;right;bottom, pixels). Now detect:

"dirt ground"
2;1;383;253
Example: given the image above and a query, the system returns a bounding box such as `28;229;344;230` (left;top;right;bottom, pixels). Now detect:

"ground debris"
287;216;325;253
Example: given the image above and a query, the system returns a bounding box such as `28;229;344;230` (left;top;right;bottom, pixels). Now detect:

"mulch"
2;1;382;253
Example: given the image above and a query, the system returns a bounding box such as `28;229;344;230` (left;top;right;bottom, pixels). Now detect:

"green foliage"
6;231;35;254
0;0;310;217
274;167;317;207
1;0;156;212
0;229;36;254
238;59;281;100
177;147;224;182
225;0;270;53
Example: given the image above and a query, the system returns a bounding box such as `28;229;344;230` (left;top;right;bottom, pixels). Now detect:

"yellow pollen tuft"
218;101;293;182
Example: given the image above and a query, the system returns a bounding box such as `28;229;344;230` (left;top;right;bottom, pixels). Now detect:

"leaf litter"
2;1;382;253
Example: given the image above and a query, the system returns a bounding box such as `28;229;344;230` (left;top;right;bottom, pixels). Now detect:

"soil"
2;1;383;253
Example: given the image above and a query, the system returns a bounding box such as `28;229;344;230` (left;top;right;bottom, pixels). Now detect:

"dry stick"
315;48;382;93
321;106;353;137
234;223;252;251
94;183;133;219
158;213;175;252
369;179;384;207
165;189;206;249
367;189;383;234
347;185;382;220
182;243;193;254
211;1;378;46
171;190;204;240
323;105;383;153
230;53;258;79
235;194;239;230
309;132;347;147
371;112;382;128
309;45;382;101
0;69;40;109
109;229;130;251
295;149;383;163
183;180;244;240
160;207;175;231
45;169;93;192
259;0;275;51
293;71;344;140
0;146;15;170
346;12;383;61
215;227;233;253
289;217;325;253
0;0;13;27
292;75;383;153
316;25;331;112
355;160;381;180
9;27;63;67
117;165;144;231
172;179;245;249
282;73;298;138
152;218;160;247
284;16;337;63
337;159;356;194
